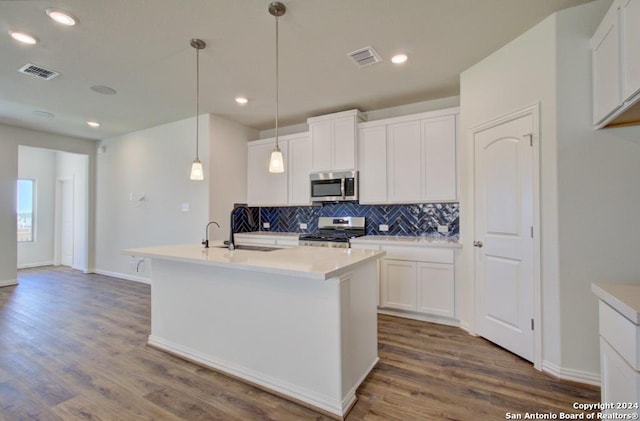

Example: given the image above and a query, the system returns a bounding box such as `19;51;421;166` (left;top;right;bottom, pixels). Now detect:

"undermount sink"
214;244;282;252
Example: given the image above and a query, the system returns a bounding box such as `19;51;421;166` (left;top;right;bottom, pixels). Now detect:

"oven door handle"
340;178;345;199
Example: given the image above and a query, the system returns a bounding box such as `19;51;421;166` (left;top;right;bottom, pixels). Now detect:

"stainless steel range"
299;216;365;248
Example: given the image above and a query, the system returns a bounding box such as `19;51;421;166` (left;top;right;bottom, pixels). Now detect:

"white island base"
128;244;383;419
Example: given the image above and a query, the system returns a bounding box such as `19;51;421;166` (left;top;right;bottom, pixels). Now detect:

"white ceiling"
0;0;596;141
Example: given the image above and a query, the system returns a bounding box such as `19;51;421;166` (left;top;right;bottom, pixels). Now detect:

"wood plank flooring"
0;267;599;420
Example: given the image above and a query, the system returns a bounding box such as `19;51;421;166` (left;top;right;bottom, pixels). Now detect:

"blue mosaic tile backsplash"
233;203;459;238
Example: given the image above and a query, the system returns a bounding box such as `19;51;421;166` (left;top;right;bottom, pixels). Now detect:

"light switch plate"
263;222;270;229
300;223;308;229
437;224;449;233
379;224;389;232
181;203;190;212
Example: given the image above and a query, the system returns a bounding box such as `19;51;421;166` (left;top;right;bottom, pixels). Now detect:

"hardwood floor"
0;267;599;420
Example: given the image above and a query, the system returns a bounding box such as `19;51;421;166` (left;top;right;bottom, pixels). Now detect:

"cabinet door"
417;262;454;318
381;259;416;311
332;116;357;170
310;120;332;171
422;115;457;201
288;135;312;205
592;1;622;124
600;338;640;417
358;125;387;204
621;0;640;101
247;140;288;206
387;120;422;203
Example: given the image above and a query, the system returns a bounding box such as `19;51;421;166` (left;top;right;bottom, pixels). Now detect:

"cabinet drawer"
600;300;640;370
600;337;640;415
381;245;453;264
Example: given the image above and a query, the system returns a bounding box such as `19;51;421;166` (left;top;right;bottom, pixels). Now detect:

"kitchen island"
124;243;385;419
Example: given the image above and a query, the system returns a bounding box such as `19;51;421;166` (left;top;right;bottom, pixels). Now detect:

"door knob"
473;241;483;248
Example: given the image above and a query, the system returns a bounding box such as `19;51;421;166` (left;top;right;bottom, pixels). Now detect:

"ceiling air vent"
347;46;382;68
18;63;60;80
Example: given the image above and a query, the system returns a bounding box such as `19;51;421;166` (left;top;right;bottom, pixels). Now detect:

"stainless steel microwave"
310;170;359;202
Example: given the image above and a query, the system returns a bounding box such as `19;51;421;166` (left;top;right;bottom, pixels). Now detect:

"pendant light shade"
268;2;286;173
190;38;206;181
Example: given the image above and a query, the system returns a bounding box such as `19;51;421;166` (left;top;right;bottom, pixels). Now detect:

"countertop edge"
592;282;640;324
350;236;462;248
123;244;385;281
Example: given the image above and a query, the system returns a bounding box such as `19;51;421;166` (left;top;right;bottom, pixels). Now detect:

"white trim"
459;320;474;334
542;360;600;386
469;103;542;370
94;269;150;284
0;279;18;287
377;308;460;328
17;261;54;269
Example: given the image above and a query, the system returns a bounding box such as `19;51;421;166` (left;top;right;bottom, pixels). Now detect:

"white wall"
209;115;257;241
555;3;640;376
95;113;256;282
0;124;96;287
460;0;638;381
56;151;89;272
17;146;56;268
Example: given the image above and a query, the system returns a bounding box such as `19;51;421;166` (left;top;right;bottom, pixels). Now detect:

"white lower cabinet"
351;239;457;323
601;338;640;417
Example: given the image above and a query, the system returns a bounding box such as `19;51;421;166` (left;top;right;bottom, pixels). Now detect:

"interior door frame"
54;176;74;267
470;103;542;370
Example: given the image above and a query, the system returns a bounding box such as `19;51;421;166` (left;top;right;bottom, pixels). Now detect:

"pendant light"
190;38;206;181
268;2;286;173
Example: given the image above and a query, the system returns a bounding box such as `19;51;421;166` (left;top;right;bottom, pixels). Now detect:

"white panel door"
474;113;534;362
60;179;74;267
387;120;422;203
358;125;387;204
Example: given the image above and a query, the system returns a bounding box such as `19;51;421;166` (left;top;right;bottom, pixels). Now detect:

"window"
17;179;35;242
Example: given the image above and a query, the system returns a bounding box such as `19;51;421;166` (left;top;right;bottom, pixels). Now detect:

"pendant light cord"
195;45;200;161
275;15;279;148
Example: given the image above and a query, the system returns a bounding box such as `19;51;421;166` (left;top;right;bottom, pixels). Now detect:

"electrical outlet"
181;202;190;212
379;224;389;232
263;222;270;229
299;223;308;229
437;224;449;233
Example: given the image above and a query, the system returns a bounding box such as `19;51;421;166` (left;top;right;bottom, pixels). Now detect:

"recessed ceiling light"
87;121;101;128
46;9;77;26
33;110;54;118
90;85;117;95
391;54;408;64
235;97;248;105
9;31;38;45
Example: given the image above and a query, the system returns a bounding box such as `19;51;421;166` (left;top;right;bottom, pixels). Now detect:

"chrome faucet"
229;204;255;251
202;221;220;248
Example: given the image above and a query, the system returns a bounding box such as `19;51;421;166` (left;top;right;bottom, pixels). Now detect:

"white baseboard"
378;308;460;327
17;261;54;269
94;269;150;284
0;279;18;287
542;360;600;386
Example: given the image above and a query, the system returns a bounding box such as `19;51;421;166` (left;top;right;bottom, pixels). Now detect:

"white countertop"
350;235;462;248
592;282;640;324
123;243;385;281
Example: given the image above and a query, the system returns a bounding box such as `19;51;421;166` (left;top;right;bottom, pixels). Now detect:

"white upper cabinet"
387;120;423;202
247;132;311;207
592;0;622;125
247;138;288;206
358;125;388;204
592;0;640;128
287;133;312;206
357;108;459;204
308;109;364;172
622;0;640;100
